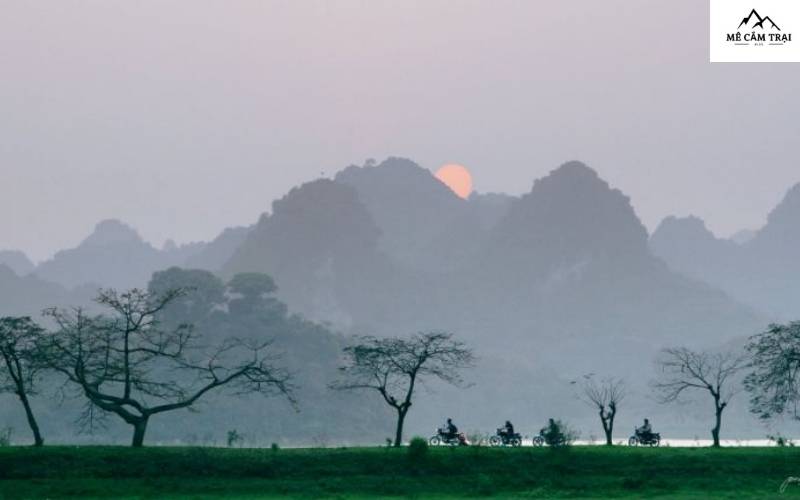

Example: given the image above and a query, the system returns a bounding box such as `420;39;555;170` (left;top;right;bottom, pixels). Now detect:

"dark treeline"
0;269;391;447
2;267;800;448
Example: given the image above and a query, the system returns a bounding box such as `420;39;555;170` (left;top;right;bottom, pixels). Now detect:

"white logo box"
710;0;800;62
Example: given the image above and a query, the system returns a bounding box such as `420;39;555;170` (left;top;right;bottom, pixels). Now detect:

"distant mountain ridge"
334;157;513;273
335;157;469;271
33;219;185;289
31;219;252;290
223;159;763;365
184;225;252;271
7;159;772;353
651;182;800;320
485;161;649;275
0;250;35;276
0;264;93;318
216;159;764;450
0;156;781;442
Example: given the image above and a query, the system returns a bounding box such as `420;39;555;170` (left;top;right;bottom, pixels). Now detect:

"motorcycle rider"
445;418;458;440
540;418;556;436
540;418;562;446
500;420;515;439
637;418;653;439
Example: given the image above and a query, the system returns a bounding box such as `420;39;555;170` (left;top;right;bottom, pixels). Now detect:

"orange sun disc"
435;164;473;199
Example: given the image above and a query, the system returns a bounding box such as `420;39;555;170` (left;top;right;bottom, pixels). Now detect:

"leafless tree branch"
330;331;474;447
40;287;294;447
653;346;748;446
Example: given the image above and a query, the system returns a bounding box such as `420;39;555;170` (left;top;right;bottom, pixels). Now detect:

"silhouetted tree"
331;332;474;447
145;270;381;443
228;272;278;299
654;347;748;447
578;375;625;446
0;316;46;446
744;322;800;420
42;288;294;447
148;267;226;330
227;273;286;318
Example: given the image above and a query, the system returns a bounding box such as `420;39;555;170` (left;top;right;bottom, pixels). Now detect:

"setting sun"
435;164;473;199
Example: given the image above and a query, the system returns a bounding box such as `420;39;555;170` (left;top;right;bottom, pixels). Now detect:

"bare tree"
331;332;475;447
42;288;294;447
744;322;800;420
0;317;46;446
578;375;625;446
653;347;748;447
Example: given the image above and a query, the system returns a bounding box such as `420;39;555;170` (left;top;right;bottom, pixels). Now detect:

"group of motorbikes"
428;419;660;447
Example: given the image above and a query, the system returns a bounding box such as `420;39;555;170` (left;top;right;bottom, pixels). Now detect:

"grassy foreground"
1;445;800;499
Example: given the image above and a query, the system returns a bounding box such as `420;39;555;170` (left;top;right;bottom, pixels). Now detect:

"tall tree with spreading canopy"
42;287;294;447
744;322;800;420
653;347;748;447
577;375;625;446
0;316;46;446
147;267;226;331
331;332;474;447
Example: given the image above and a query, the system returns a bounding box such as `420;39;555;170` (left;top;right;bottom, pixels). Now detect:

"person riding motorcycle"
445;418;458;440
628;417;660;447
440;418;468;445
500;420;515;439
637;418;653;438
540;418;565;446
540;418;556;436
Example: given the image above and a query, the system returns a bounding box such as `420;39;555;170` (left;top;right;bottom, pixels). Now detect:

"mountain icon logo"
737;9;781;31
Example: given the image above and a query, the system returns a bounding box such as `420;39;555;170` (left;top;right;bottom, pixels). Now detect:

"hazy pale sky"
2;0;799;261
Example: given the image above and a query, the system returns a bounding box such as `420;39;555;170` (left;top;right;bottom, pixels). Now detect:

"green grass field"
1;445;800;498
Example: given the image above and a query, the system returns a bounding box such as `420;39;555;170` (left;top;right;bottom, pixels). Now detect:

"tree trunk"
17;390;44;447
394;409;408;447
131;417;149;447
600;409;613;446
711;407;722;448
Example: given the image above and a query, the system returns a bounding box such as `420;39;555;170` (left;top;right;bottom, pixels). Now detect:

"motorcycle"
628;428;660;447
429;428;469;446
534;429;566;447
489;428;522;447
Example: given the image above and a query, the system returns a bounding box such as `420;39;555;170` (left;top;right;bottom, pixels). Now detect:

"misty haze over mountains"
1;157;798;443
651;183;800;320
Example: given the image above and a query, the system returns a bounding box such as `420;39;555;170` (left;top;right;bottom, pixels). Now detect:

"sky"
2;0;800;262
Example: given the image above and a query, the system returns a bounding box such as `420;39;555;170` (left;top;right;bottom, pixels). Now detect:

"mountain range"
3;157;797;441
651;182;800;320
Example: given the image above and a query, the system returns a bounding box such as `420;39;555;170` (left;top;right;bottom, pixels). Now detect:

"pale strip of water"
550;438;780;447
